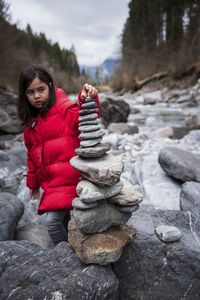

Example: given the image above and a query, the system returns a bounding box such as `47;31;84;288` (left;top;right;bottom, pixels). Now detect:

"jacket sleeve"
24;132;40;189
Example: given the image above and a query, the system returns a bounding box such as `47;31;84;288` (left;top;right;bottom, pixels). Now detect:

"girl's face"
26;77;50;108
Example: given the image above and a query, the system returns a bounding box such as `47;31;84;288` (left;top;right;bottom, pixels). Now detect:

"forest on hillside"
112;0;200;91
0;0;88;93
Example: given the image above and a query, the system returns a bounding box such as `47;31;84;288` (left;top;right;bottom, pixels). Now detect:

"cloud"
7;0;130;66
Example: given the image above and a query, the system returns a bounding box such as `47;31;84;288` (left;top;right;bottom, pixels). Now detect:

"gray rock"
108;186;143;206
79;118;100;126
80;138;102;147
180;181;200;214
72;197;98;210
70;153;124;186
0;192;24;241
14;224;54;249
73;200;131;234
100;97;130;128
114;203;139;213
75;143;110;158
78;124;101;132
79;113;98;122
79;129;105;140
112;206;200;299
107;122;139;135
79;108;99;116
2;176;17;187
0;241;119;299
143;98;156;105
0;107;22;134
155;225;182;242
81;101;97;109
158;146;200;182
77;180;124;203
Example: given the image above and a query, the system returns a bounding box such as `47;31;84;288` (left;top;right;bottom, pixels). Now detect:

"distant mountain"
80;58;121;82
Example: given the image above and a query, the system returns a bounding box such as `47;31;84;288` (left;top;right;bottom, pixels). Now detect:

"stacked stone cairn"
69;96;143;265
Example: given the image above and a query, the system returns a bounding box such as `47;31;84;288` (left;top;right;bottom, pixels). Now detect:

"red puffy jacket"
24;87;100;215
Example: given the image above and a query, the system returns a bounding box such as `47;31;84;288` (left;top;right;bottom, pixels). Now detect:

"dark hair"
17;65;56;127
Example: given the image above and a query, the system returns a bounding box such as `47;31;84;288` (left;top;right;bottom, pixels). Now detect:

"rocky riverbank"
1;82;200;299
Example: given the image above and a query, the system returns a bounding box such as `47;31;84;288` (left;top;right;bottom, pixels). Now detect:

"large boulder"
112;206;200;299
0;192;24;241
158;146;200;182
0;241;119;299
100;97;130;128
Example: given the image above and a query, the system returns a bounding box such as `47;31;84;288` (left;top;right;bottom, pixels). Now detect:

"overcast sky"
7;0;130;66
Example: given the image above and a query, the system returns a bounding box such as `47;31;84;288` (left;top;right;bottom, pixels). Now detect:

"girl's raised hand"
29;188;40;200
81;83;97;99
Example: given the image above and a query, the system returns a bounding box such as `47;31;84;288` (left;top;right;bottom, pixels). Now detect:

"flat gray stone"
72;197;98;210
73;200;131;233
79;129;105;140
81;102;97;109
78;124;101;132
70;153;124;186
108;186;143;206
114;204;139;213
79;108;99;116
80;138;102;147
75;143;110;158
79;113;98;122
155;225;182;242
79;119;100;126
180;182;200;214
77;180;124;203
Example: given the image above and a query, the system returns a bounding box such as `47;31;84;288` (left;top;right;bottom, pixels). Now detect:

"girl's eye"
26;90;34;95
39;87;45;92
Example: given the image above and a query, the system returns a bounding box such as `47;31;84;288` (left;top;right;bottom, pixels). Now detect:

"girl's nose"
34;91;40;98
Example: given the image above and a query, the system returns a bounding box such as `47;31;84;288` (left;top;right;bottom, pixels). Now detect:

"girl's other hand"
81;83;97;99
29;188;40;200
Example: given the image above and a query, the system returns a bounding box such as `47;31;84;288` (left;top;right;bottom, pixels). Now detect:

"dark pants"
45;210;70;245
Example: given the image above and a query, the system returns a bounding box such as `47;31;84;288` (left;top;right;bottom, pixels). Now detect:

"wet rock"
73;200;131;234
155;225;182;242
77;180;124;203
70;153;124;186
0;192;24;241
158;146;200;182
143;98;156;105
75;143;110;158
68;218;136;265
14;224;54;249
180;181;200;214
108;186;143;206
0;241;119;299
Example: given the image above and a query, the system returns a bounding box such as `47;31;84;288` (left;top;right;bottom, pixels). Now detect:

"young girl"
18;65;100;245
